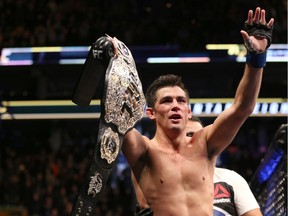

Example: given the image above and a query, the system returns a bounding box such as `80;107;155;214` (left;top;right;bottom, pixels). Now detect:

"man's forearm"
233;64;263;116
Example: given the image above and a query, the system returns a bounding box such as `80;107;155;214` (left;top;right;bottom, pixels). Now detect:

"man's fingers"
267;18;274;28
253;7;261;23
240;30;249;40
260;9;266;25
247;7;272;26
247;10;254;24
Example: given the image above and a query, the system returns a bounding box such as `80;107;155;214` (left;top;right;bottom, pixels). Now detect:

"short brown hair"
189;116;204;127
145;74;190;108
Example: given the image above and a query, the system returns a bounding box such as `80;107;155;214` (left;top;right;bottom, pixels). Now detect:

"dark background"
0;0;287;215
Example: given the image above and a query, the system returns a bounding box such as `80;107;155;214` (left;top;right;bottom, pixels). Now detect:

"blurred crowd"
0;120;137;216
0;0;287;215
0;118;284;216
0;0;287;51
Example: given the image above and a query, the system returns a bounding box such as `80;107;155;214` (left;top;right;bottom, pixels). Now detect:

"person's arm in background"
131;171;150;209
226;170;263;216
242;209;263;216
230;170;263;216
214;167;263;216
131;171;154;216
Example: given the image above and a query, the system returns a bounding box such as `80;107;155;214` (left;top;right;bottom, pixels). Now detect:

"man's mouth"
169;114;181;120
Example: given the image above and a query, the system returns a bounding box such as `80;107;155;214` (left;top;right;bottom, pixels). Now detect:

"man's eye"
186;132;194;137
161;99;171;103
178;98;187;103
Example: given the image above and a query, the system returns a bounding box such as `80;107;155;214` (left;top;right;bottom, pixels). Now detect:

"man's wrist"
246;52;267;68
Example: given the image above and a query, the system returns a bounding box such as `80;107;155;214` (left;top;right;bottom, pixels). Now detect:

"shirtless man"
132;117;263;216
122;7;274;216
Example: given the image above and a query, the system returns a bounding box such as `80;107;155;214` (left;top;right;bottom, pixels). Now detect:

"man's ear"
188;108;192;119
146;107;155;120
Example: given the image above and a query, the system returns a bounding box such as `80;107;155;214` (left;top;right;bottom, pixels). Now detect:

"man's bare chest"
148;149;211;187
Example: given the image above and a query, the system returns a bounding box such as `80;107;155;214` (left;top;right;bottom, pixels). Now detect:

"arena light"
0;98;286;120
147;57;210;63
59;59;86;64
1;44;287;65
206;44;244;56
189;98;288;117
206;44;288;62
236;49;288;62
0;46;90;66
0;99;101;120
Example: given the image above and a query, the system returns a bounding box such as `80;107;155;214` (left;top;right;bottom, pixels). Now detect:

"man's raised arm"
206;7;274;156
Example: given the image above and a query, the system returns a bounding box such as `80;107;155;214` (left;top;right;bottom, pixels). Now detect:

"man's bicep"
206;106;247;155
122;128;148;170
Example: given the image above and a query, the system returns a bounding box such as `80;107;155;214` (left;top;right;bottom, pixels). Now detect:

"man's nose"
171;100;180;110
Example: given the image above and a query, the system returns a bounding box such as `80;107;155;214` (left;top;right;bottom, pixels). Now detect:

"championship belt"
71;36;146;216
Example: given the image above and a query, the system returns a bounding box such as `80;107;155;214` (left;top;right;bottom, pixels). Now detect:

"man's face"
146;86;191;132
186;120;203;137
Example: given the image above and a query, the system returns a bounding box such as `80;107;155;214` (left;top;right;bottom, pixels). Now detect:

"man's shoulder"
214;168;245;183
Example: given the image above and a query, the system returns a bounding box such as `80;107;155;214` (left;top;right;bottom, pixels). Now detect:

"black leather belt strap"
71;36;146;216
